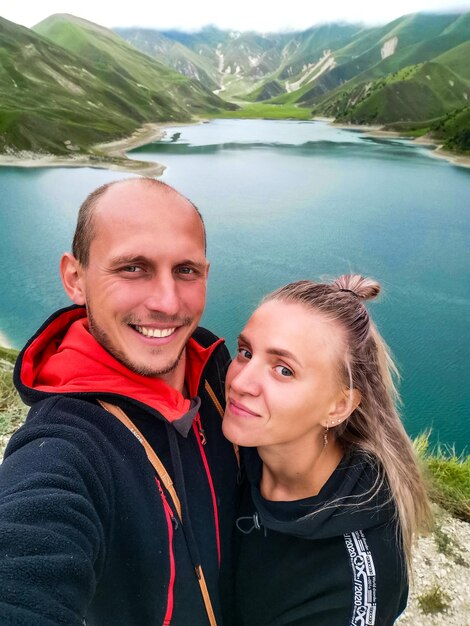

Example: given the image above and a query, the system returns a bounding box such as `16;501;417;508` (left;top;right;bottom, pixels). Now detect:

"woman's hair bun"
332;274;381;301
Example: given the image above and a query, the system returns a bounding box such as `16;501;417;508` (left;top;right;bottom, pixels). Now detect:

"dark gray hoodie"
234;447;407;626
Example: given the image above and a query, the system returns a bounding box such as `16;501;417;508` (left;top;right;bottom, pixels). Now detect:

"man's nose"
144;273;180;316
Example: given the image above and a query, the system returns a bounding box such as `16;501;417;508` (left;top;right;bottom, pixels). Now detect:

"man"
0;178;239;625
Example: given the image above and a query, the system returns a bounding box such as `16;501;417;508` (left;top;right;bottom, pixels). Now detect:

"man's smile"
133;325;176;338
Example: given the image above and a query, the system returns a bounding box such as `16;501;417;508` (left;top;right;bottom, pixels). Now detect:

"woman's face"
223;300;348;448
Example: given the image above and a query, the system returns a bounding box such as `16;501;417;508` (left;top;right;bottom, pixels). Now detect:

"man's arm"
0;397;111;625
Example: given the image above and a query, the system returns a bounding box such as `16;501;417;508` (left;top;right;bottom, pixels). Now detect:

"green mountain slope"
114;28;220;91
160;27;290;99
431;105;470;152
34;14;226;112
0;14;230;155
274;13;470;107
311;39;470;124
117;24;361;101
127;12;467;113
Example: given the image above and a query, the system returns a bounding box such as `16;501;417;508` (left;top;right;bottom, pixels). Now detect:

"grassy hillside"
314;57;469;124
0;14;230;155
430;106;470;152
114;28;221;91
117;24;362;101
34;14;228;115
278;13;470;108
305;27;470;128
0;346;25;450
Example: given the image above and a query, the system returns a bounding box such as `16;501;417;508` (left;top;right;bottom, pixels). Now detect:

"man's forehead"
88;181;206;258
95;180;193;216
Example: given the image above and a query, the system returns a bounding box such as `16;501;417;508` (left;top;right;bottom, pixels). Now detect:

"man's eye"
274;365;293;377
237;347;252;360
122;266;142;273
176;267;195;275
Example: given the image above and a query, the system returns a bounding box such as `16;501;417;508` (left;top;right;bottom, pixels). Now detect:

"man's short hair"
72;178;207;266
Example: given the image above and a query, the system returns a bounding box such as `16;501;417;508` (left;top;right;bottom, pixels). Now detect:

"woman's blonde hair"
264;274;432;575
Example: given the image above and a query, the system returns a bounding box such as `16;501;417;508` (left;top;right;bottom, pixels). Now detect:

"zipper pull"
195;415;207;445
170;512;179;531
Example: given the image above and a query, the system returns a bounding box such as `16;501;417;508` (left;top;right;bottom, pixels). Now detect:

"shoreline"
1;118;469;172
0;122;172;176
327;120;470;168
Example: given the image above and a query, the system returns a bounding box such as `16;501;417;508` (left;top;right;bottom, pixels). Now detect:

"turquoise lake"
0;119;469;452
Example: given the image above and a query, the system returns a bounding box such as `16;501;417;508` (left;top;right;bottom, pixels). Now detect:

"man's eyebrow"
176;260;207;271
238;333;251;346
109;255;150;266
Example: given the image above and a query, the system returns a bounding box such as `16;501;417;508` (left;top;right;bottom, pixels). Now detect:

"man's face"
70;182;208;387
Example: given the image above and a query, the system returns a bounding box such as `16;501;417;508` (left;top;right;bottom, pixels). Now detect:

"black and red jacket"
0;306;239;625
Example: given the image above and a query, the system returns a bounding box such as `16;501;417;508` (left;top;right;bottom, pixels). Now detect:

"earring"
323;424;329;448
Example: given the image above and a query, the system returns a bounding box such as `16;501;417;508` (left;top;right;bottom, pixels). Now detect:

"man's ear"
60;253;86;305
322;388;361;429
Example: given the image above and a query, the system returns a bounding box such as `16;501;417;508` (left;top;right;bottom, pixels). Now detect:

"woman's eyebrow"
266;347;301;366
238;333;301;366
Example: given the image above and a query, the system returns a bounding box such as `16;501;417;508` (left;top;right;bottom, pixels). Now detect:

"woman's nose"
229;359;261;396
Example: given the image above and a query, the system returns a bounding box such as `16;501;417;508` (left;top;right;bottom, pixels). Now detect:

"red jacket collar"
20;307;223;423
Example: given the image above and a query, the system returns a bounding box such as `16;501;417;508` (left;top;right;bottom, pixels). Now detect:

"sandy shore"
0;122;171;176
327;120;470;168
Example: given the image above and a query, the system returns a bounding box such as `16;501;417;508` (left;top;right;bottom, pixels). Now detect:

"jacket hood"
238;447;395;540
15;305;224;431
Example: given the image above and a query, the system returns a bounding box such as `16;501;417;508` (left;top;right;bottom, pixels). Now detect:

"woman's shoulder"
240;446;396;541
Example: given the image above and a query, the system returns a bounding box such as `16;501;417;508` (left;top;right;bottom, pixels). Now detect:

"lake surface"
0;119;469;452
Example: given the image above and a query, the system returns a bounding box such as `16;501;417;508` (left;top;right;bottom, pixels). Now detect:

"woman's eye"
237;347;252;360
274;365;293;377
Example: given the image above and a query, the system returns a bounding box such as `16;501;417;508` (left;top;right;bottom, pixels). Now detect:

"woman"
223;274;431;626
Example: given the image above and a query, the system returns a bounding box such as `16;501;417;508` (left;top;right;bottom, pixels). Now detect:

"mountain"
431;104;470;151
0;11;468;157
0;14;230;155
113;28;221;91
310;39;470;125
117;24;362;100
116;13;469;131
267;13;470;106
33;14;229;112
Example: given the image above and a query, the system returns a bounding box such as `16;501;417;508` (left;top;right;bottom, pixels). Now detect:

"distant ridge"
0;11;468;158
117;12;469;150
0;14;232;156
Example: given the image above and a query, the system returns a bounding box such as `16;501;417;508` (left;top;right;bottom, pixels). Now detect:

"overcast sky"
2;0;469;32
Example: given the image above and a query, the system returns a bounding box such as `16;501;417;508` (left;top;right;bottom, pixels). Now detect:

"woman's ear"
322;388;361;429
60;253;86;305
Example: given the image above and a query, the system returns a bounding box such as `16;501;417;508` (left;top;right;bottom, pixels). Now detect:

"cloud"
2;0;469;32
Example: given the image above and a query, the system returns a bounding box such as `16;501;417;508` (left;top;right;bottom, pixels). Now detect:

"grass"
433;526;456;557
0;348;27;444
205;103;312;120
417;584;450;614
414;432;470;523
